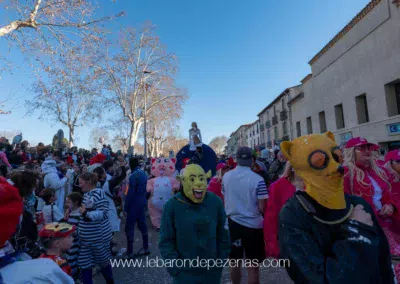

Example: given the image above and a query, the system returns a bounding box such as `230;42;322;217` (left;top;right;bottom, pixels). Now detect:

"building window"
306;117;313;134
282;120;288;135
385;81;400;117
257;137;260;145
296;121;301;137
355;94;369;124
334;104;345;129
274;126;278;140
267;129;271;142
319;111;327;133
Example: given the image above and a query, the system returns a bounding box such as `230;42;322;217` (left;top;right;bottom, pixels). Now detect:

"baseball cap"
345;137;379;150
385;150;400;162
236;147;252;167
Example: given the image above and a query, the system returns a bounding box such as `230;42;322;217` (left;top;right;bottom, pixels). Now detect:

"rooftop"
308;0;382;65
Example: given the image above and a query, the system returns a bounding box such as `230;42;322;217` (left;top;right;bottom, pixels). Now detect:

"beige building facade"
226;124;251;157
291;0;400;150
258;85;302;148
246;120;261;149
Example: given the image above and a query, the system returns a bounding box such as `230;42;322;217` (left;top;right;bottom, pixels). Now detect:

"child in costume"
159;164;230;284
147;158;180;230
343;137;400;259
39;222;76;276
65;192;83;279
40;188;64;224
279;132;395;284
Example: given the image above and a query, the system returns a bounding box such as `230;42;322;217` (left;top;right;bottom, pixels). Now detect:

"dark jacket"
279;191;395;284
159;192;231;284
268;160;285;183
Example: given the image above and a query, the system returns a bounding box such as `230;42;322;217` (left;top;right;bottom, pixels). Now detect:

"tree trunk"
69;126;74;148
128;120;143;148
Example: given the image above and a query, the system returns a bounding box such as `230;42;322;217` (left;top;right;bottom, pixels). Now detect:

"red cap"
0;177;24;246
39;222;76;239
216;163;228;172
385;150;400;162
345;137;379;150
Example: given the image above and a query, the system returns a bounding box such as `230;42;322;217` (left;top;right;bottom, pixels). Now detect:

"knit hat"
0;177;24;246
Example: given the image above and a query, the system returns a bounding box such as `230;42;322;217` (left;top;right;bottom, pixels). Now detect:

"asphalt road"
94;216;293;284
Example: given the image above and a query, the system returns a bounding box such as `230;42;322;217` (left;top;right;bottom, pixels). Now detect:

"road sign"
388;123;400;135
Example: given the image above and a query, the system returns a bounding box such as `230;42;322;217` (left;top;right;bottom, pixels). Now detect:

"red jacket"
263;177;296;258
344;166;398;228
207;177;224;203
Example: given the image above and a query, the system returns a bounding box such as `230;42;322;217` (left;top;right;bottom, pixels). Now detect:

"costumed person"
279;132;395;283
189;122;203;155
263;162;304;258
385;150;400;204
207;163;230;202
42;157;68;209
78;173;114;284
147;158;180;231
343;137;400;258
0;177;74;283
159;164;230;284
124;157;150;258
39;222;76;276
179;158;190;176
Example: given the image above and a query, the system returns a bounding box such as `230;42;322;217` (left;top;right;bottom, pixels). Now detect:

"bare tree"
28;44;102;147
146;99;183;157
89;127;110;150
209;135;228;155
162;136;188;157
96;24;187;148
0;0;123;48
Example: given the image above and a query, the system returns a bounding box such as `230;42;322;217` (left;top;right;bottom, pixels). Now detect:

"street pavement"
94;216;293;284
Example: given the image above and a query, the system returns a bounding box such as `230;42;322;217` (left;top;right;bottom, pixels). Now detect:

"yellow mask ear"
280;141;293;160
324;131;336;142
206;170;212;179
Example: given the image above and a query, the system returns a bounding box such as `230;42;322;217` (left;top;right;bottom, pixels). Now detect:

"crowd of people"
1;131;400;284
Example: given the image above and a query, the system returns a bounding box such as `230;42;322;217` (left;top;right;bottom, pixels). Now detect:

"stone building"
226;124;251;157
246;120;261;149
258;85;303;148
290;0;400;150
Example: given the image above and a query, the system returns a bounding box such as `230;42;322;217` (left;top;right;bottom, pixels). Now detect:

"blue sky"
0;0;369;149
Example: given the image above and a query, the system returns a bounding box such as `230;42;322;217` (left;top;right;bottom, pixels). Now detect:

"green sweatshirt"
159;192;231;284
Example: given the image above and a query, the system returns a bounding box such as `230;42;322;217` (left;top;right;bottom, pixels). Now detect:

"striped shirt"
79;188;112;244
222;165;268;229
66;209;81;278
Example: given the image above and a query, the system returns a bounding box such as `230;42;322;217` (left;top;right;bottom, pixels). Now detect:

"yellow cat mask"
280;132;345;210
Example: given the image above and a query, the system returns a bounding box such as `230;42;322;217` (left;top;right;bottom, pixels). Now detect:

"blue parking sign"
388;123;400;134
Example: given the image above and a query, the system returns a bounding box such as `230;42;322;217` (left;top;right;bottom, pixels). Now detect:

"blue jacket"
125;167;148;213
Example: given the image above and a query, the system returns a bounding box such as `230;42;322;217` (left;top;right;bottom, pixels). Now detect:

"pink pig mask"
151;158;177;177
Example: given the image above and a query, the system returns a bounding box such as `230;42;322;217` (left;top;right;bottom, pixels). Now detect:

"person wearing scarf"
343;137;400;260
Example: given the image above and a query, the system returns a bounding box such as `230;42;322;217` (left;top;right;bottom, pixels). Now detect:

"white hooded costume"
41;158;67;209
